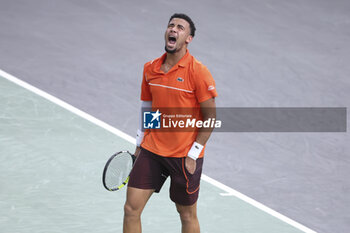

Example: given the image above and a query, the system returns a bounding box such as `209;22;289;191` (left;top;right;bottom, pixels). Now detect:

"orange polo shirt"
140;50;218;158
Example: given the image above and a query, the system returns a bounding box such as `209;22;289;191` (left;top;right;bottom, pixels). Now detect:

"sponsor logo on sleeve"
208;85;215;91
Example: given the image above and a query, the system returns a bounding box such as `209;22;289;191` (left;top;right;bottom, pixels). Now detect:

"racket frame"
102;150;135;191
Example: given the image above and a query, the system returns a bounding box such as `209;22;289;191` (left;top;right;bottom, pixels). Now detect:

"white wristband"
187;142;204;160
136;129;144;147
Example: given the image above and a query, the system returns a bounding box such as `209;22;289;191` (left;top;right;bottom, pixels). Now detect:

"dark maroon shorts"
128;147;204;206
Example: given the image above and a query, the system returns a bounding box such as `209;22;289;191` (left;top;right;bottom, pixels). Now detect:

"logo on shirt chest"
177;77;184;82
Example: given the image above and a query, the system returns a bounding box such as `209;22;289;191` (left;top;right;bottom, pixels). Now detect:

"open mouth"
168;35;177;45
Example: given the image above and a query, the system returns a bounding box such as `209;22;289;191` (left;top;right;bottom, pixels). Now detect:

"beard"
165;45;177;54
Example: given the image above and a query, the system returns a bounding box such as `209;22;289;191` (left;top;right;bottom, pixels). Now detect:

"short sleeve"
194;65;218;103
140;65;152;101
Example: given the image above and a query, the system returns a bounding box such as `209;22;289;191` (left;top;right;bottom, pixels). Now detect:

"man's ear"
185;35;193;44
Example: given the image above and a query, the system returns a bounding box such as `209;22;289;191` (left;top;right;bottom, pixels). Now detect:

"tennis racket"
102;150;136;191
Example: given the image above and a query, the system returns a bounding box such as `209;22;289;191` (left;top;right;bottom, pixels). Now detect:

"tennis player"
123;13;217;233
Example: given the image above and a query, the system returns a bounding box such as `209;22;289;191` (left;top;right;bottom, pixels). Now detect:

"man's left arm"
185;97;216;174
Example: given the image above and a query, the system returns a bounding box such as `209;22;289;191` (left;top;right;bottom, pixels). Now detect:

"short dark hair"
169;13;196;37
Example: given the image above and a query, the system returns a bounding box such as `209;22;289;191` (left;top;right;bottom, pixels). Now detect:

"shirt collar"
157;49;190;70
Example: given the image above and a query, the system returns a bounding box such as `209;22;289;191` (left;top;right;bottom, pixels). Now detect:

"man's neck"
164;48;187;67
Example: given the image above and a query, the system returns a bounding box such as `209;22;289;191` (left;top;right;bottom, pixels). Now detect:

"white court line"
0;69;317;233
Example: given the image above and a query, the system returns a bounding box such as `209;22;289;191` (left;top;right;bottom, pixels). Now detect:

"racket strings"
105;152;133;189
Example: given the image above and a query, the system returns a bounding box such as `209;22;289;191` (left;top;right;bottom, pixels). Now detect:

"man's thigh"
124;187;154;213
